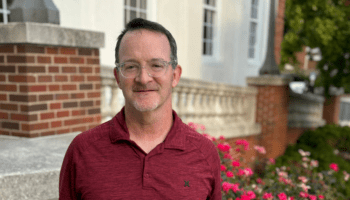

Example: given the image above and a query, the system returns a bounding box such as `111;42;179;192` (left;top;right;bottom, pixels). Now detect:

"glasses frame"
115;60;176;79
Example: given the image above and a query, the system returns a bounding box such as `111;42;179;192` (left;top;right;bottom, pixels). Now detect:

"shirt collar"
109;107;186;151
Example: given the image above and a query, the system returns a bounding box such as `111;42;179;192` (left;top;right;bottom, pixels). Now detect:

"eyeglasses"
115;60;175;78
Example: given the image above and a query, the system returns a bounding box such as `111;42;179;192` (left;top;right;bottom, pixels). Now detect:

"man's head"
115;18;178;69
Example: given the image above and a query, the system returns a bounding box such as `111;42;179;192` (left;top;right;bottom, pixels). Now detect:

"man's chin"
132;101;159;112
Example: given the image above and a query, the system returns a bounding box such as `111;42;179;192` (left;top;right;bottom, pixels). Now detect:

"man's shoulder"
69;120;112;151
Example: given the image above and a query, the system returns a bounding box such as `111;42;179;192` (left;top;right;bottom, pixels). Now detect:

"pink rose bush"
189;122;348;200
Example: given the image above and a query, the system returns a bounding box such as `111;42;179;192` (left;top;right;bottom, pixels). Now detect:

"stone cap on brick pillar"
0;22;104;48
246;75;292;86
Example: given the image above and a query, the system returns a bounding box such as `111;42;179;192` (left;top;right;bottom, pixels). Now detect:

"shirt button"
146;173;149;178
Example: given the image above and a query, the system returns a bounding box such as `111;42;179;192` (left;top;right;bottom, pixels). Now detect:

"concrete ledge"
0;132;79;200
247;75;292;86
288;119;326;128
0;22;104;48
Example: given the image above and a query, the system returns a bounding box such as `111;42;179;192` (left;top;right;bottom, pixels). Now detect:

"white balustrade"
100;66;261;138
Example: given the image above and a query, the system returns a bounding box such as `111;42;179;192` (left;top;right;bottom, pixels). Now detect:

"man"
59;18;222;200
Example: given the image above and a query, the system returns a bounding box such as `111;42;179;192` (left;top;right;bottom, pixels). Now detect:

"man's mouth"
135;90;156;92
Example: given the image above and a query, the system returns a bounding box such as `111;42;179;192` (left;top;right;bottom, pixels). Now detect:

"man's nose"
135;66;153;83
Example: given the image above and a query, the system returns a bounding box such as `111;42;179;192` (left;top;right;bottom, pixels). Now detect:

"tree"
280;0;350;96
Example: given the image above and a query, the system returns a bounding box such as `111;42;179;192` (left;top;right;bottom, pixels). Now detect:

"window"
248;0;259;59
0;0;13;24
124;0;147;25
203;0;216;56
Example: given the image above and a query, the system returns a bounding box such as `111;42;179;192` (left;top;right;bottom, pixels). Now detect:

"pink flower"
278;193;287;200
222;182;231;193
188;122;198;130
220;165;227;171
262;192;273;199
329;163;339;172
256;178;262;184
246;191;256;199
299;192;308;198
232;160;240;167
288;197;294;200
310;160;318;167
254;145;266;154
224;153;233;160
199;124;206;131
226;171;234;178
308;195;317;200
343;171;349;181
235;147;241;152
218;143;231;152
269;158;275;164
236;194;251;200
298;176;308;183
231;183;240;193
318;195;324;199
244;168;254;176
235;139;250;150
219;135;225;140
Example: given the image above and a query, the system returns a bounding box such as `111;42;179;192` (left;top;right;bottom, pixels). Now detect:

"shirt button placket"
143;157;152;188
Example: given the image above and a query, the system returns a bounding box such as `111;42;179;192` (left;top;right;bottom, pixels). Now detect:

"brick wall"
0;44;101;137
274;0;286;65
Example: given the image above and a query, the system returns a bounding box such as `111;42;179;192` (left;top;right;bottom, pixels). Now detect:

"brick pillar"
0;22;104;137
274;0;286;65
247;75;292;159
323;95;341;124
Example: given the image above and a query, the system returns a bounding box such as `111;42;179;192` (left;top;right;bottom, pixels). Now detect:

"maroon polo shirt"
59;107;222;200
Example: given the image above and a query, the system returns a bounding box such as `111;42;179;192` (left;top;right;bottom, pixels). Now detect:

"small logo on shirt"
184;180;190;187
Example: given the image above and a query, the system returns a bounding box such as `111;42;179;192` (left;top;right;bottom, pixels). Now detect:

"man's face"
114;29;181;112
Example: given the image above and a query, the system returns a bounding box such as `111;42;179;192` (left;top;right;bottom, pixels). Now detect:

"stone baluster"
100;83;109;120
172;87;179;113
193;88;203;125
177;86;187;120
110;83;121;117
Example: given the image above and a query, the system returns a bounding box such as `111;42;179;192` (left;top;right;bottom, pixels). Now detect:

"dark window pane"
204;9;207;23
125;0;128;5
208;26;212;39
203;25;207;39
130;0;137;7
130;10;136;21
140;13;146;19
203;41;206;54
208;42;212;55
206;0;210;5
0;0;3;9
8;0;13;7
7;14;10;22
0;15;3;23
209;11;213;23
140;0;147;9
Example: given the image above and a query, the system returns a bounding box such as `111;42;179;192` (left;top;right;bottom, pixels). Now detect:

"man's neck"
124;104;174;142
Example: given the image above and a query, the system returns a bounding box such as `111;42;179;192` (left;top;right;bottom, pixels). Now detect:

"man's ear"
172;65;182;88
114;68;120;85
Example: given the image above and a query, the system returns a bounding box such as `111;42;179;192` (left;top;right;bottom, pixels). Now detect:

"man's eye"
152;63;164;68
125;65;136;70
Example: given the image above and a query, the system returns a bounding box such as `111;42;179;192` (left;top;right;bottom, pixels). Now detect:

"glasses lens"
121;61;169;78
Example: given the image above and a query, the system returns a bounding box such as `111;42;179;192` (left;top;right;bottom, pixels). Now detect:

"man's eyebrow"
123;58;166;63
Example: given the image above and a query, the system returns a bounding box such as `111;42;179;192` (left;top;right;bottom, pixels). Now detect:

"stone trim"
289;90;325;102
0;22;104;48
247;75;292;86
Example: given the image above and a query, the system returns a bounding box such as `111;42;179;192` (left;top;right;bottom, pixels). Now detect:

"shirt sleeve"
207;141;222;200
59;139;79;200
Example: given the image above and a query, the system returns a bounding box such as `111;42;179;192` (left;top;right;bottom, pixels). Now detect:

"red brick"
0;56;4;63
71;93;85;99
93;49;99;56
17;44;45;54
87;58;100;64
79;84;93;90
9;94;36;102
95;83;101;90
55;94;69;100
22;122;49;131
62;66;77;73
0;44;15;53
49;66;59;73
47;47;58;54
50;102;61;110
95;67;100;73
80;101;93;107
51;121;62;128
88;92;100;98
11;132;39;138
0;112;9;119
63;101;78;108
54;57;68;64
11;113;38;121
62;84;77;91
72;109;86;116
60;47;76;55
82;116;94;123
78;48;92;56
0;75;5;82
49;85;60;91
0;84;17;92
41;131;55;136
20;85;46;92
55;75;68;82
57;110;70;118
87;76;100;81
18;66;46;73
95;100;101;106
95;115;102;123
39;94;54;101
0;94;7;101
37;56;52;64
38;76;52;82
79;66;93;73
40;112;55;120
7;55;35;63
2;122;19;130
70;75;84;82
69;57;85;64
57;128;70;134
88;108;100;115
0;131;10;136
64;118;81;126
9;75;36;83
0;103;18;111
0;66;16;73
72;126;87;132
20;104;47;112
